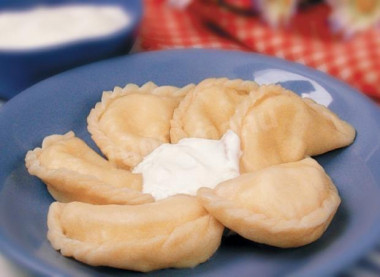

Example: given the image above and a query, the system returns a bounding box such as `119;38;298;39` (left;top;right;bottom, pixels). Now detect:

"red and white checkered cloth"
140;0;380;103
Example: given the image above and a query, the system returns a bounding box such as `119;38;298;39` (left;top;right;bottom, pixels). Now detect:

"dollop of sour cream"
133;130;241;200
0;5;131;50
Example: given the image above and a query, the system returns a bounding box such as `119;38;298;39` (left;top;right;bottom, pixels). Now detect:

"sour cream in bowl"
0;0;142;99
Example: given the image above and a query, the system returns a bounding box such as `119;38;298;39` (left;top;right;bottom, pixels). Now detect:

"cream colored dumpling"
197;158;341;248
302;97;356;155
25;131;153;205
170;78;258;142
231;85;356;172
87;82;194;169
47;195;224;272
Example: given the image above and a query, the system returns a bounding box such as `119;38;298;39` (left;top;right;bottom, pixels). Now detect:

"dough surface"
197;158;341;248
25;131;153;205
230;85;356;172
22;78;356;271
47;195;224;272
170;78;258;142
88;82;194;168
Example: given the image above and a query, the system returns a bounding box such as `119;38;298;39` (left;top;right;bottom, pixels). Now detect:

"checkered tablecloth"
140;0;380;104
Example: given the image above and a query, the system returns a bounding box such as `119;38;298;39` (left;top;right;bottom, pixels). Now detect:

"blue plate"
0;49;379;277
0;0;142;99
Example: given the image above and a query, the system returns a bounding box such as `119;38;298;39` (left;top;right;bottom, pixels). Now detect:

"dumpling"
302;97;356;155
47;195;224;272
230;85;356;172
87;82;194;169
197;158;341;248
170;78;258;142
25;131;153;205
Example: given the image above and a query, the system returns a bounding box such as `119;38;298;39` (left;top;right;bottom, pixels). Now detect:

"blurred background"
137;0;380;104
0;0;379;103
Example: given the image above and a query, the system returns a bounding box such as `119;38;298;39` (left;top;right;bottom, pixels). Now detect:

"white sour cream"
133;130;241;200
0;5;131;50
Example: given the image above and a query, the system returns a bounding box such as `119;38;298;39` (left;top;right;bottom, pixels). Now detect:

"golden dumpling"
197;158;341;248
87;82;194;169
25;131;153;205
170;78;258;142
230;85;356;172
47;195;224;272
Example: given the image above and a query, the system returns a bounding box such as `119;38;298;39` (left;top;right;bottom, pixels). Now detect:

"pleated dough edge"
25;131;154;205
197;158;341;248
303;98;356;151
87;82;195;168
170;78;259;143
230;84;356;154
230;84;298;136
198;184;340;248
47;200;224;272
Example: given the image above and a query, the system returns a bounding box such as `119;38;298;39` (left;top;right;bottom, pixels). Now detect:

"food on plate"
87;82;194;169
170;78;258;142
133;130;241;200
230;84;356;172
25;131;153;205
23;77;356;272
47;195;224;272
197;158;341;248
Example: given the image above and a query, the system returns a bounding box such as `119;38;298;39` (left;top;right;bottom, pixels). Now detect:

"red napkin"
140;0;380;103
